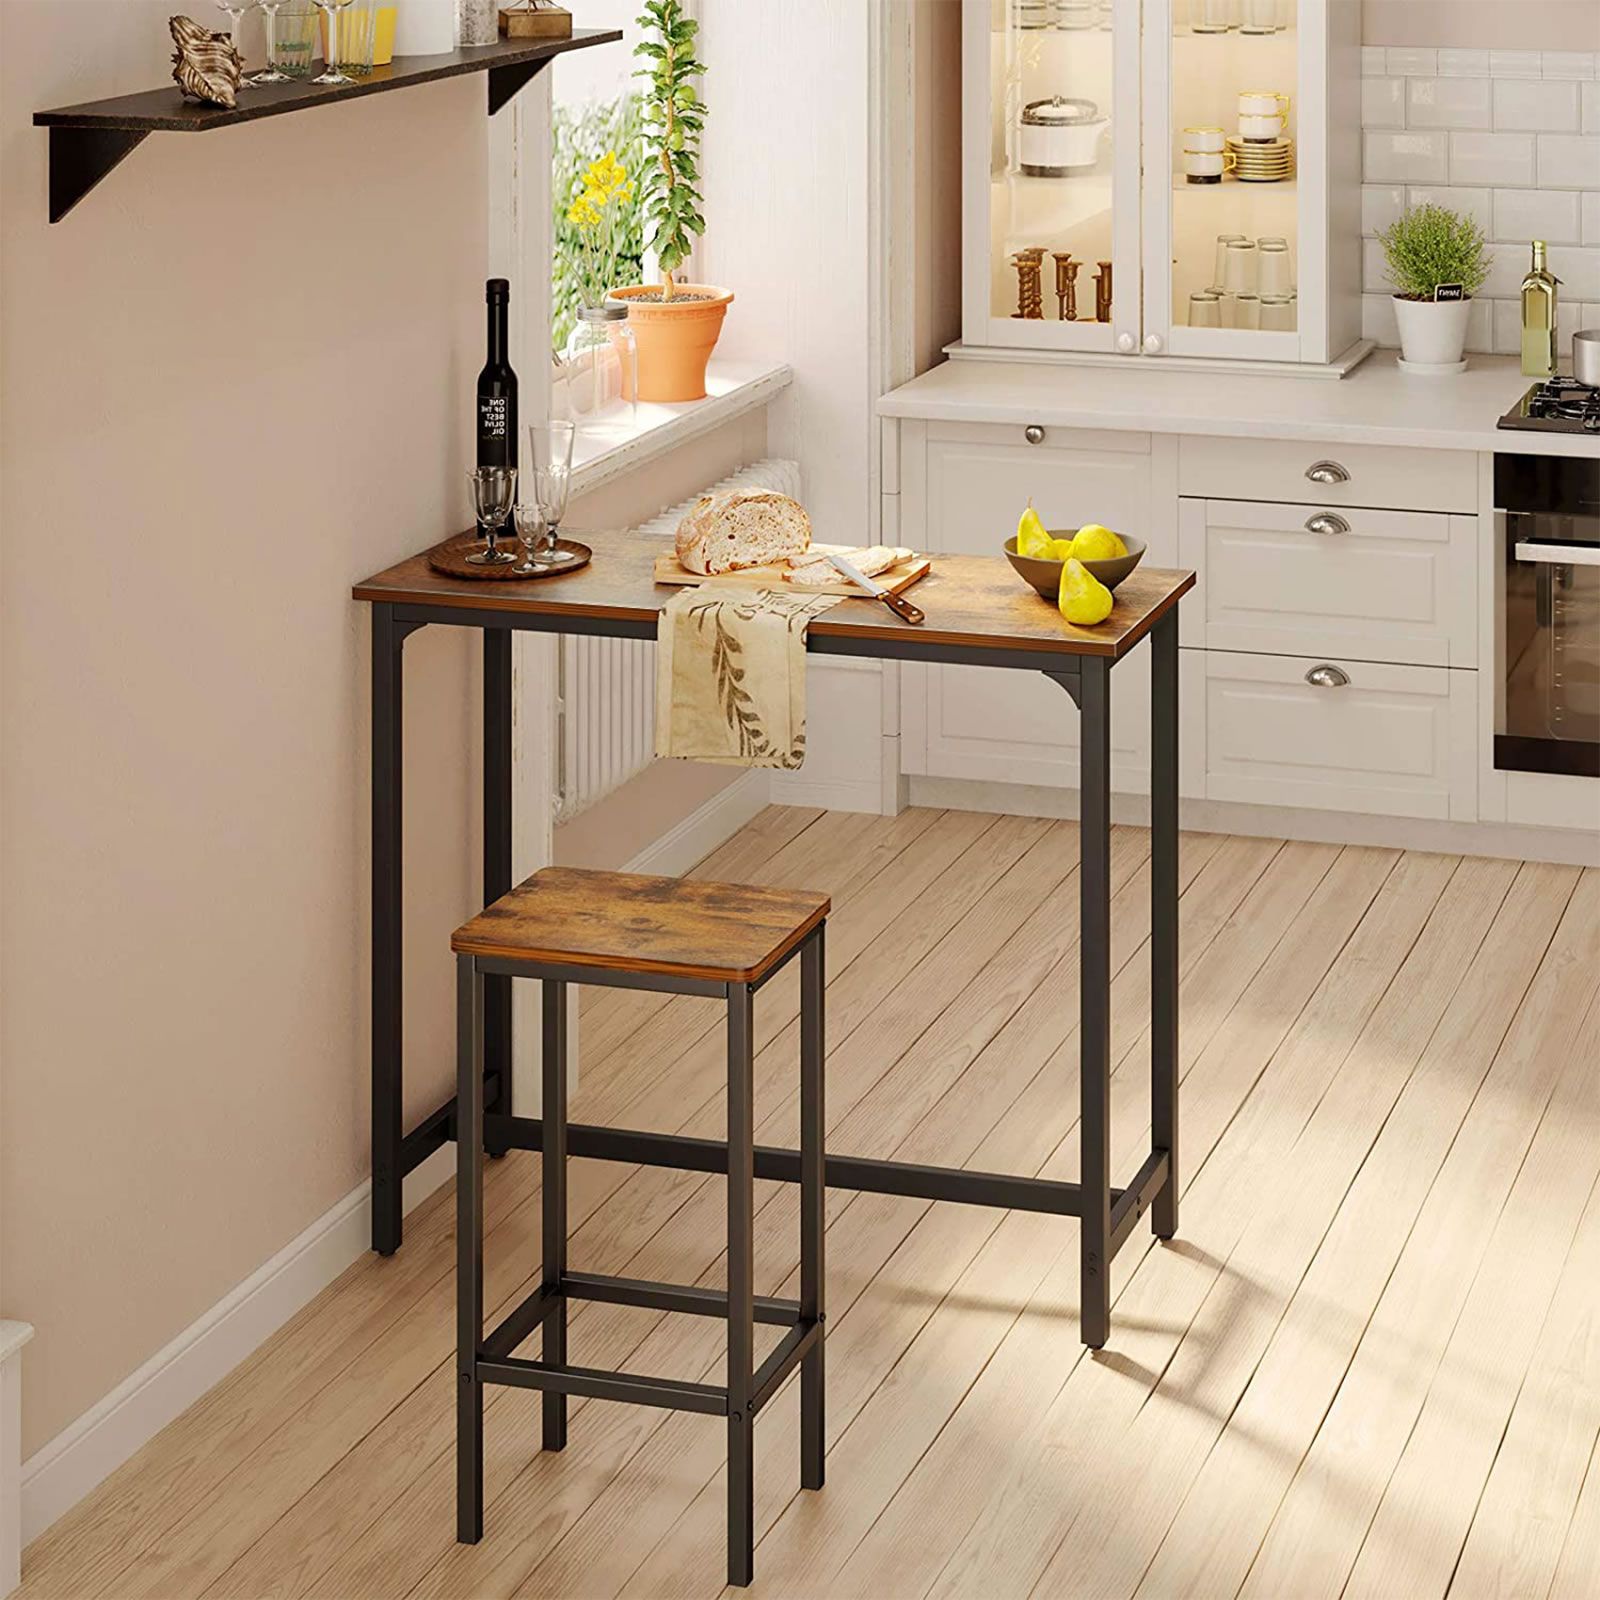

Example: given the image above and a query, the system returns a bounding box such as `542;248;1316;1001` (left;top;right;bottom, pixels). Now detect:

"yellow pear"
1070;523;1128;562
1059;557;1115;626
1045;536;1078;562
1016;500;1051;558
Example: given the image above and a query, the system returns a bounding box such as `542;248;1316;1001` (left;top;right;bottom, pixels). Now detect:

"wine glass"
525;421;576;568
511;504;548;576
213;0;255;86
250;0;292;83
467;467;518;567
312;0;355;85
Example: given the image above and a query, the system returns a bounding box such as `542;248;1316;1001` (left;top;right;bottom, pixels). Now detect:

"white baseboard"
623;769;772;875
907;776;1600;868
19;1145;454;1552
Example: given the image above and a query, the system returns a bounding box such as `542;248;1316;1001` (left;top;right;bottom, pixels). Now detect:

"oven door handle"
1514;541;1600;567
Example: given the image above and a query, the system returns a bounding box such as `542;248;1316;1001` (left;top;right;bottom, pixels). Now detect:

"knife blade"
825;551;926;626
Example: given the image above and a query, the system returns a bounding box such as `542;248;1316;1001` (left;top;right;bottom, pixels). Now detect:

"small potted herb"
608;0;732;401
1378;203;1491;372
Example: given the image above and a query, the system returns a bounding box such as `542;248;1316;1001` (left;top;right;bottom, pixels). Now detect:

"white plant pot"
1392;295;1472;372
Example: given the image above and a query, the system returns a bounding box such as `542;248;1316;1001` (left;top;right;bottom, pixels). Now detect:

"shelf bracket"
486;56;552;116
47;126;149;224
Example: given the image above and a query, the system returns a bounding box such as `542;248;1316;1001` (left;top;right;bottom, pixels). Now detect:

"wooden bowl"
1004;532;1146;598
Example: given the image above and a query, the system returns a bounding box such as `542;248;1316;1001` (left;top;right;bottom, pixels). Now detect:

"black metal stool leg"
1079;658;1113;1350
1150;610;1180;1239
456;955;485;1543
542;978;569;1452
799;927;826;1492
727;980;756;1588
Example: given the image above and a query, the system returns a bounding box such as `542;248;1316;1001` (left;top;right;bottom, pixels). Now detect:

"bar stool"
450;866;829;1588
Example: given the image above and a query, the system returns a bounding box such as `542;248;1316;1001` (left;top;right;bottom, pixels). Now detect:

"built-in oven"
1495;452;1600;779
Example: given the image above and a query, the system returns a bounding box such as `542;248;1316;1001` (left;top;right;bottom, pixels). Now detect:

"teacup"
1238;90;1290;118
1238;112;1286;142
1183;126;1227;154
1184;149;1235;182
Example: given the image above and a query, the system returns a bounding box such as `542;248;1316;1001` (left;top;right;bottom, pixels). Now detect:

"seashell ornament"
170;15;244;109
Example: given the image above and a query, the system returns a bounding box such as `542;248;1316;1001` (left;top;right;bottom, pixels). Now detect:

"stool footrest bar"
1109;1149;1171;1257
482;1283;562;1360
561;1272;801;1327
750;1319;822;1416
476;1356;728;1416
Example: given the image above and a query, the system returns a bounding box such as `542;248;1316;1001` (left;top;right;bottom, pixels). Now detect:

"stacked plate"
1226;136;1294;182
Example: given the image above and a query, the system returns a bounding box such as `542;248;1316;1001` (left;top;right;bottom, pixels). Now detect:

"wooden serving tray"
652;545;931;597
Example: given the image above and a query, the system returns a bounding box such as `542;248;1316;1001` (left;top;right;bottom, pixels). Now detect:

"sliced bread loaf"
674;489;812;575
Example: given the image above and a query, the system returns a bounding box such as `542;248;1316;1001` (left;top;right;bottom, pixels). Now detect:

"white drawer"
1179;500;1477;667
1197;650;1477;821
1178;436;1477;514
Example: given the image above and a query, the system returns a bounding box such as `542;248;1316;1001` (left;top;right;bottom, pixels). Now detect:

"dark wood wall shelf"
33;30;622;223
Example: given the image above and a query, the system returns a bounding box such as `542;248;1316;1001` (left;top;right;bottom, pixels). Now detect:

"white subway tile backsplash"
1362;292;1398;347
1385;47;1438;78
1361;184;1405;237
1541;52;1597;81
1437;49;1489;79
1465;295;1494;353
1362;237;1390;294
1537;133;1600;187
1485;248;1535;301
1493;78;1581;133
1366;130;1449;184
1362;45;1388;78
1406;185;1494;231
1410;77;1491;130
1488;51;1543;80
1549;245;1600;301
1584;191;1600;246
1583;81;1599;135
1492;298;1521;356
1493;188;1582;245
1450;131;1536;186
1363;77;1406;130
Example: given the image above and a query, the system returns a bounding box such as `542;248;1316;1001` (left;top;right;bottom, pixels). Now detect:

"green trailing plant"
1378;202;1491;300
634;0;706;299
551;94;646;352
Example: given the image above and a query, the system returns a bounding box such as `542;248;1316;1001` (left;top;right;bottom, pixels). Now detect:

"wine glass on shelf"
250;0;292;83
466;467;519;567
511;504;548;576
525;421;576;567
312;0;355;85
213;0;255;86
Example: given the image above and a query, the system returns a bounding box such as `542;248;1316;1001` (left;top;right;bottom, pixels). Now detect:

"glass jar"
562;304;638;439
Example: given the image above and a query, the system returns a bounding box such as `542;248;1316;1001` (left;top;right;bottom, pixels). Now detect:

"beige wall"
1;2;483;1455
1362;0;1600;49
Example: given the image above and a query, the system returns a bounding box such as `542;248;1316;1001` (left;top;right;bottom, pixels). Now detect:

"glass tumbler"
272;6;320;75
340;0;382;74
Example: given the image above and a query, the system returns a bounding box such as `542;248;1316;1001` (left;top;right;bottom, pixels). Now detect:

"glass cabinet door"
1144;0;1320;361
963;0;1143;353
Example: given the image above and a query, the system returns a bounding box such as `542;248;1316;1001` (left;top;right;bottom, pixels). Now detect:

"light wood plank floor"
20;806;1600;1600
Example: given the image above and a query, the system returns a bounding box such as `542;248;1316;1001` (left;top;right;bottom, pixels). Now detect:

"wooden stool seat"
451;866;830;984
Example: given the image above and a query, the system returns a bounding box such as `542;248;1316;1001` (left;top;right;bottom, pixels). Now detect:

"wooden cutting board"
653;545;931;597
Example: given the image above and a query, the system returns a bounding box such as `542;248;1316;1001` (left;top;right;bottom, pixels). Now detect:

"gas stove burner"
1500;378;1600;434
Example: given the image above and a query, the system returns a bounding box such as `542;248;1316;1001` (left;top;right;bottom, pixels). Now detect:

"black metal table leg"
1150;611;1180;1238
799;927;826;1492
542;978;569;1452
371;604;405;1256
727;980;756;1588
483;628;514;1157
1078;657;1113;1350
456;955;485;1543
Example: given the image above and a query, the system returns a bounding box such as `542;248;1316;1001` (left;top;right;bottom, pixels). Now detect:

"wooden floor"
21;806;1600;1600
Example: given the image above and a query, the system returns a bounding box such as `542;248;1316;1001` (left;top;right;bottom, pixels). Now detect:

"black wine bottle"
477;278;518;535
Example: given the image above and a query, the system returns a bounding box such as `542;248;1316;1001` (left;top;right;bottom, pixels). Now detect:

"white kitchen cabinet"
1178;498;1478;667
964;0;1363;369
1196;649;1477;821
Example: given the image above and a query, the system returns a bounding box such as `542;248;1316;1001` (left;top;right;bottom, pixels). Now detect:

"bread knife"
825;552;926;626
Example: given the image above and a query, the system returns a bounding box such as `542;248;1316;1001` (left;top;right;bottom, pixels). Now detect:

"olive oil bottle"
1520;241;1559;378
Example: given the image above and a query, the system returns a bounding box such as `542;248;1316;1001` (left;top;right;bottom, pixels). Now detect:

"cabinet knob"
1143;333;1164;354
1305;459;1350;485
1116;331;1137;353
1304;512;1351;536
1305;664;1351;688
1024;424;1046;445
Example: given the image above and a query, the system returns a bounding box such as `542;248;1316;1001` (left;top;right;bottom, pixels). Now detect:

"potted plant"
1378;202;1491;373
607;0;732;402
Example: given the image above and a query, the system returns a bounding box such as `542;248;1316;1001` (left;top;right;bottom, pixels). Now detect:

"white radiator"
554;458;803;822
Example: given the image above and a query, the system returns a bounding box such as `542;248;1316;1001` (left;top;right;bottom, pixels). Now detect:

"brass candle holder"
1011;248;1046;320
1053;251;1080;321
1093;260;1113;323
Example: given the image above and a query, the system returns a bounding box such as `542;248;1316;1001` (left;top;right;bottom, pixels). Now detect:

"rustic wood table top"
353;528;1194;662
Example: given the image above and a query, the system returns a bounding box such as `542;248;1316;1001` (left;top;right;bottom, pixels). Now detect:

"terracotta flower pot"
609;284;733;403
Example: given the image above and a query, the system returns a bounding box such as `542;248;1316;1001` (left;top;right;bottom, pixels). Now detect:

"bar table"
353;530;1192;1348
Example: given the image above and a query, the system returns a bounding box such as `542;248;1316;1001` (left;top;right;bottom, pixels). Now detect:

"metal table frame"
369;599;1179;1349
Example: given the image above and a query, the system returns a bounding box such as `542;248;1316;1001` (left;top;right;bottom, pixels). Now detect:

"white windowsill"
568;360;794;500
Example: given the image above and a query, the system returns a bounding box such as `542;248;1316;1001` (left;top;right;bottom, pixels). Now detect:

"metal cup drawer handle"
1304;512;1350;536
1305;460;1350;484
1305;664;1350;688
